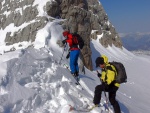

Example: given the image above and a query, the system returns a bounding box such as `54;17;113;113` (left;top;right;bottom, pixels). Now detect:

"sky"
100;0;150;34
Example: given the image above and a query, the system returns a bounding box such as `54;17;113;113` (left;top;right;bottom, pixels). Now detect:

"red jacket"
65;34;79;51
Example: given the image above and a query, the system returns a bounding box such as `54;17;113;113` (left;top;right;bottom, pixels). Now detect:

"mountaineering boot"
72;71;79;77
72;71;78;77
75;71;80;81
72;73;76;77
75;71;79;77
72;73;79;82
74;76;80;82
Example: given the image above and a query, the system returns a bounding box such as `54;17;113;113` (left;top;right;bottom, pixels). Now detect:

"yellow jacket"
100;55;120;87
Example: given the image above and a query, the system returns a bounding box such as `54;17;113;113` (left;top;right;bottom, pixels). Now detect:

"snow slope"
0;32;150;113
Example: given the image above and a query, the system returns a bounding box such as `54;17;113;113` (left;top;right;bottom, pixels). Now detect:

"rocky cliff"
0;0;122;70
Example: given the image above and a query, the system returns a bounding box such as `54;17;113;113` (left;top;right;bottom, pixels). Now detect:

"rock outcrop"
0;0;122;70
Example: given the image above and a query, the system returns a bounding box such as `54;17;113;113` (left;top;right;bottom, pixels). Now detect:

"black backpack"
109;61;127;84
72;33;84;49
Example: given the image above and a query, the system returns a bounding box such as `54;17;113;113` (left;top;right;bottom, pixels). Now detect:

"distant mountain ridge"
120;32;150;51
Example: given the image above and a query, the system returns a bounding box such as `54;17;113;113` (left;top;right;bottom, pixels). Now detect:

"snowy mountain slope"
1;32;150;113
0;6;150;113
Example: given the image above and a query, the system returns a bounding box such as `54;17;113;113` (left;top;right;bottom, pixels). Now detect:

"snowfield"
0;35;150;113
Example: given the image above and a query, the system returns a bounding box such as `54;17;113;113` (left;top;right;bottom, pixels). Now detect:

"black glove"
97;73;101;77
66;52;70;59
62;40;66;44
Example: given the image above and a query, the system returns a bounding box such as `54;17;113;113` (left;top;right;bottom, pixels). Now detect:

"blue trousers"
70;50;80;74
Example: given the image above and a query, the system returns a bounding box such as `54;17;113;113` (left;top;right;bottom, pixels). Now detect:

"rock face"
0;0;122;70
0;0;48;45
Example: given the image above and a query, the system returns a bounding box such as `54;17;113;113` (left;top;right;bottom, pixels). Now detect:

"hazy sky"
100;0;150;33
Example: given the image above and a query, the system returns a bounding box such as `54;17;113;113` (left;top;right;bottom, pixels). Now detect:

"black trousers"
93;84;121;113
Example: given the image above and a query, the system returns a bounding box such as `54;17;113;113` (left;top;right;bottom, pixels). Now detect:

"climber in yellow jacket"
93;55;121;113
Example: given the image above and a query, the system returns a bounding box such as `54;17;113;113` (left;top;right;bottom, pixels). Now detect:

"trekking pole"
97;71;110;111
59;43;66;64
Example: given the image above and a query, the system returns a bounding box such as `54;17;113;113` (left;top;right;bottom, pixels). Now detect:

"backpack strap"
106;64;117;83
102;65;113;82
108;63;117;74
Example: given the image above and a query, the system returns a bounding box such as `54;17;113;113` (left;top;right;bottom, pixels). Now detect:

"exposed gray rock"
46;1;60;17
1;0;48;46
5;32;11;45
27;0;35;5
14;12;22;27
0;3;2;10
